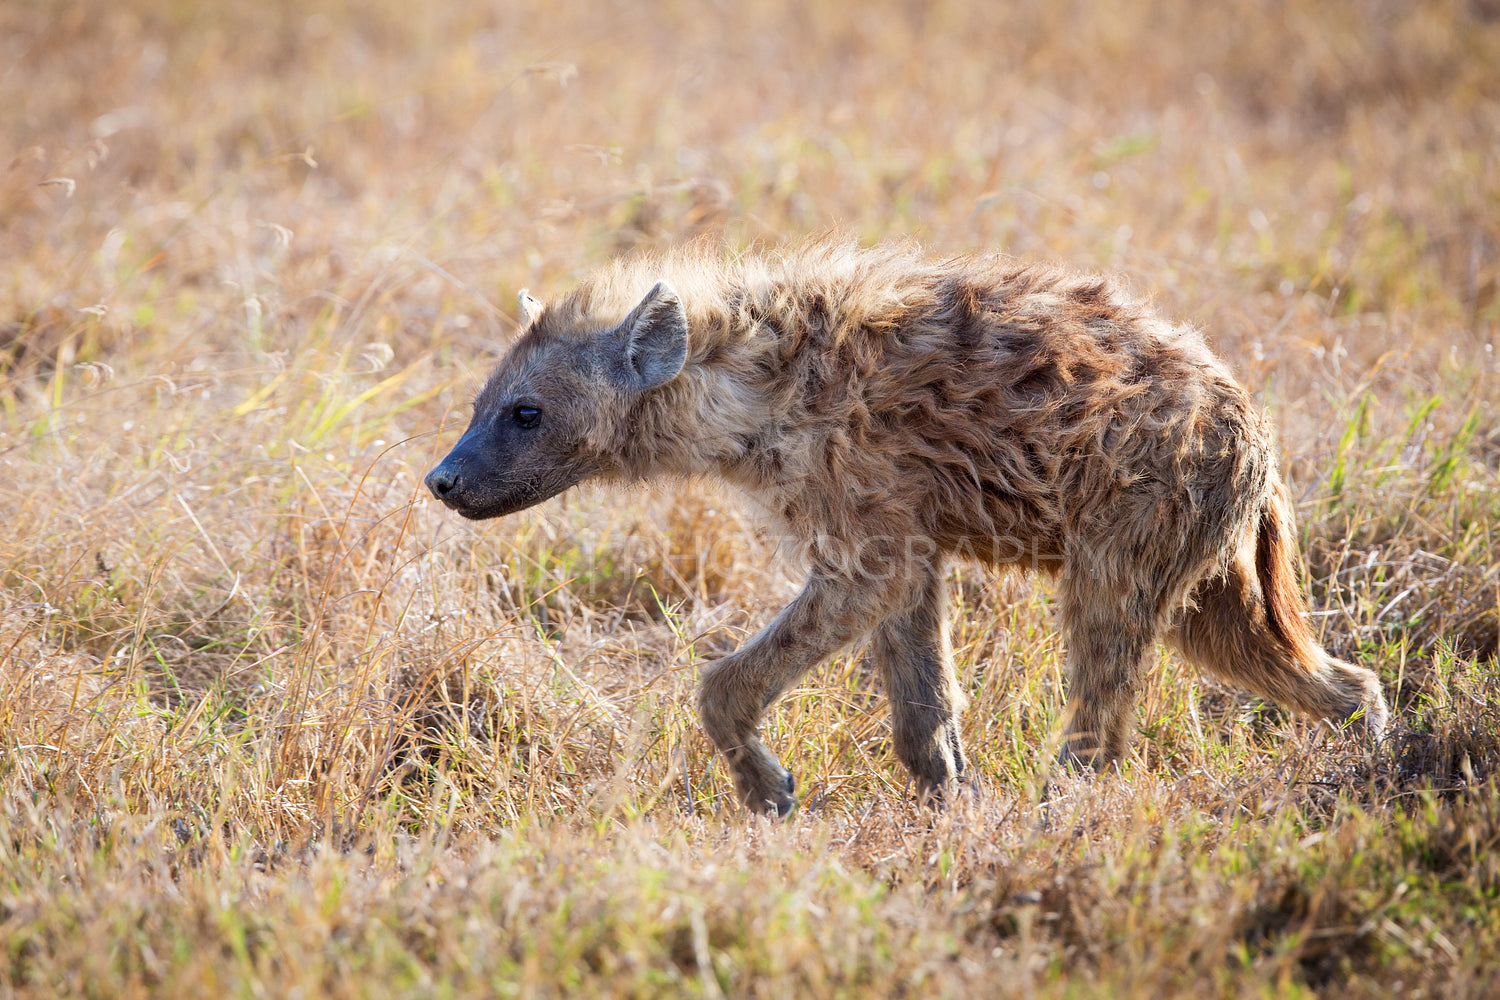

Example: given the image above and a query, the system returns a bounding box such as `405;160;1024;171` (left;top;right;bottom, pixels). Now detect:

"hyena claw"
770;771;797;818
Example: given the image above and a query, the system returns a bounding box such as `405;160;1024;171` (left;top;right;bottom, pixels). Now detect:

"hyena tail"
1168;490;1390;738
1255;494;1323;672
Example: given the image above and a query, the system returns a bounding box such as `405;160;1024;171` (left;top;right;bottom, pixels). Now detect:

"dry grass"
2;0;1498;996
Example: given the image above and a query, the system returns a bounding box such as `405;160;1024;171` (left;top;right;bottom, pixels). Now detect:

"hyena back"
426;241;1388;816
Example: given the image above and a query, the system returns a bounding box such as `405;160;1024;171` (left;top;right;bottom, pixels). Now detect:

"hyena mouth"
428;492;492;519
453;503;494;520
439;496;497;519
443;489;561;521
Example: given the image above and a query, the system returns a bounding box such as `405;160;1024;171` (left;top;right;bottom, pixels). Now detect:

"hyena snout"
425;462;461;501
425;448;485;513
425;431;501;516
425;449;493;517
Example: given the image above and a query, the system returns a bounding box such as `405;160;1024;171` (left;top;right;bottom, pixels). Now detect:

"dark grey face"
424;340;601;519
425;280;688;520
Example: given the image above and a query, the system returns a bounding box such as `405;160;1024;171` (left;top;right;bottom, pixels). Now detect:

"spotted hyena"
425;241;1388;816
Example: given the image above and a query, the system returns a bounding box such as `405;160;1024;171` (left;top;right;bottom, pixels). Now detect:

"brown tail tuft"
1255;498;1322;671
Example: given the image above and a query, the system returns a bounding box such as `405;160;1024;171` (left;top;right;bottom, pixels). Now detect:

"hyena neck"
611;304;779;491
621;365;773;486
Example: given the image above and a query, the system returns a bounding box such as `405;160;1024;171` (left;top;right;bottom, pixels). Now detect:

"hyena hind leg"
1056;593;1159;772
1167;564;1389;737
869;562;968;805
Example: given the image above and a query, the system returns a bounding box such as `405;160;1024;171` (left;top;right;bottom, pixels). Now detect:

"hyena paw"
1343;692;1391;741
914;779;948;810
1324;659;1390;740
719;736;798;818
1056;739;1117;775
741;765;796;818
771;769;797;817
914;772;978;810
763;767;797;818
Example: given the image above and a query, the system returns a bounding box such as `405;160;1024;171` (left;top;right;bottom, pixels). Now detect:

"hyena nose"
425;465;460;500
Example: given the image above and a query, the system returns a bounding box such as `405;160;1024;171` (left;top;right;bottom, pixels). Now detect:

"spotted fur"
427;240;1389;815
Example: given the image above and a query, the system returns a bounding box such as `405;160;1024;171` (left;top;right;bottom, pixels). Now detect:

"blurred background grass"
1;1;1498;996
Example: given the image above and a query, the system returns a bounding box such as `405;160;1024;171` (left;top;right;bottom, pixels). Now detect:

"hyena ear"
614;280;688;391
517;288;544;328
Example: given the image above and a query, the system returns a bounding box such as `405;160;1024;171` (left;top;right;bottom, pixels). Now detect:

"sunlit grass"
1;0;1497;996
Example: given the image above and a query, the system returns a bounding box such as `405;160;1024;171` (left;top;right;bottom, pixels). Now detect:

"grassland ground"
2;1;1499;996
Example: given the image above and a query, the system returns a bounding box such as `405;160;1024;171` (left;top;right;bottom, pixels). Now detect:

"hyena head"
425;281;688;519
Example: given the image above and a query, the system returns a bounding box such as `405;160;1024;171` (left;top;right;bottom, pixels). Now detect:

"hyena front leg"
698;574;891;816
870;560;968;804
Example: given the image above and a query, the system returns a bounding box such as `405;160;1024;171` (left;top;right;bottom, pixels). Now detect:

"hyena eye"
513;405;541;429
